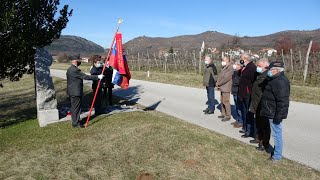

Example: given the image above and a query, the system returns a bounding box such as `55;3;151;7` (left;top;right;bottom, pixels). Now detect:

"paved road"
51;69;320;171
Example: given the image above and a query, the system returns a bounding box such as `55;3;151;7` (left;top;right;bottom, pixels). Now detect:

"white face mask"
204;60;209;65
232;64;237;70
221;61;227;66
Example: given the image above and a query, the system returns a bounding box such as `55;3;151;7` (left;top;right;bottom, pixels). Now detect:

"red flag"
108;32;131;89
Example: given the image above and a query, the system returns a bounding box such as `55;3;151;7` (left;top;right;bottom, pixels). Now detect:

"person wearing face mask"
67;59;104;128
231;60;242;127
203;55;218;114
216;57;234;121
260;61;290;162
237;53;257;139
248;58;272;153
90;55;104;115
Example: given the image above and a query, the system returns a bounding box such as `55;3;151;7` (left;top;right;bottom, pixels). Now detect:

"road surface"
51;69;320;171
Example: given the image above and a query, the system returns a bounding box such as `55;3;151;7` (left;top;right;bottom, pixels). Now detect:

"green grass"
0;70;320;179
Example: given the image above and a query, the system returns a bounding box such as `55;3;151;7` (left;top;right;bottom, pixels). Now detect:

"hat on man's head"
267;61;284;69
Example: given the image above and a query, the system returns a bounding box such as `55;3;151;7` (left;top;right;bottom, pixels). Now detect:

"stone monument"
34;48;59;127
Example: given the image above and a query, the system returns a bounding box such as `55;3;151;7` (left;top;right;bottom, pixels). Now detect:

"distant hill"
124;29;320;54
45;35;105;56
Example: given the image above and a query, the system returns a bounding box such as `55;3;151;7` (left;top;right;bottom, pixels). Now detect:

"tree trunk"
138;52;141;71
147;49;150;71
303;41;313;85
193;51;197;74
281;49;286;66
199;51;202;74
299;51;302;69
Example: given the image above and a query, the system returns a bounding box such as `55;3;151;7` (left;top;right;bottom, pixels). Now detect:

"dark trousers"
93;88;103;114
70;96;82;127
256;113;271;149
206;87;215;111
103;87;113;106
233;95;242;123
239;97;250;132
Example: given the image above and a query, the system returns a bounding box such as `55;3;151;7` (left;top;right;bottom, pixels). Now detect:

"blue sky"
60;0;320;48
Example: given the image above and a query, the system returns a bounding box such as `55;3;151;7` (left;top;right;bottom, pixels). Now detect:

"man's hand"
98;74;104;80
273;119;282;125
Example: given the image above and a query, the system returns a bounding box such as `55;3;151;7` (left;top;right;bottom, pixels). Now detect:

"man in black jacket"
67;59;104;128
231;61;242;126
260;61;290;162
248;58;271;151
236;54;257;140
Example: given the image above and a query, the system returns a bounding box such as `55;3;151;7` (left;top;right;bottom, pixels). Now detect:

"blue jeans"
206;87;215;111
269;119;283;160
233;95;242;123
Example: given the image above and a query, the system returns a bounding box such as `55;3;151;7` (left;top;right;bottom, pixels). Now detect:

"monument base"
37;109;59;127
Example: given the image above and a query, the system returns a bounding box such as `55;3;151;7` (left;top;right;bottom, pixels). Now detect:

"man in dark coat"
248;58;271;152
231;61;242;126
67;59;104;128
260;61;290;162
203;55;218;114
235;54;257;140
90;56;104;115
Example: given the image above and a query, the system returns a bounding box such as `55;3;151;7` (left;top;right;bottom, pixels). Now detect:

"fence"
125;48;320;87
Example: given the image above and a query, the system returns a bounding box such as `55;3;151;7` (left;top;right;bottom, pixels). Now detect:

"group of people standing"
66;56;114;128
203;53;290;162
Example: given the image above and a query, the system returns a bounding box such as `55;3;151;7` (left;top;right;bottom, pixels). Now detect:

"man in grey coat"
67;59;104;128
203;55;218;114
216;57;234;121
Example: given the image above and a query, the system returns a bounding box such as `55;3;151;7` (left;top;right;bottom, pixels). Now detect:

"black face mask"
77;61;81;66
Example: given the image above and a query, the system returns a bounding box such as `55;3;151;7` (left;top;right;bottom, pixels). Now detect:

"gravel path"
51;69;320;171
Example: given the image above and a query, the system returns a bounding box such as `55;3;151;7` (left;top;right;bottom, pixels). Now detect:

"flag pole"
85;18;123;128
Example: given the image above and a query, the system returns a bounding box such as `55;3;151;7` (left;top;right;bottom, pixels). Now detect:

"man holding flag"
85;19;132;127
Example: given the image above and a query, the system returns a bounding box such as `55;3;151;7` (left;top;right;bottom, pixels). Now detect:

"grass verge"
0;71;319;179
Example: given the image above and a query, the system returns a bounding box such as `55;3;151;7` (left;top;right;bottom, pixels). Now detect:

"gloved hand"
273;119;282;125
98;74;104;80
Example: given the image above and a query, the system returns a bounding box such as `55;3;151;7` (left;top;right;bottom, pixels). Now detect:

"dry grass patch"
0;111;319;179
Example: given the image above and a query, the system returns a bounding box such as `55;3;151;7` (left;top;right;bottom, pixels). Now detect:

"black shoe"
241;134;250;138
256;146;265;151
221;117;231;122
203;108;209;112
250;139;259;144
73;124;85;128
204;110;214;115
239;130;246;133
218;115;225;119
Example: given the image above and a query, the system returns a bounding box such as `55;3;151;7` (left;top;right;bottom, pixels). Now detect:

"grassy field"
0;74;320;179
51;62;320;105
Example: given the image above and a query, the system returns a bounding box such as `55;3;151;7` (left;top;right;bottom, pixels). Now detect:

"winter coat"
216;63;234;92
260;72;290;120
90;66;114;89
249;71;269;114
90;66;103;90
238;61;257;100
231;70;241;95
67;65;98;97
203;63;218;87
